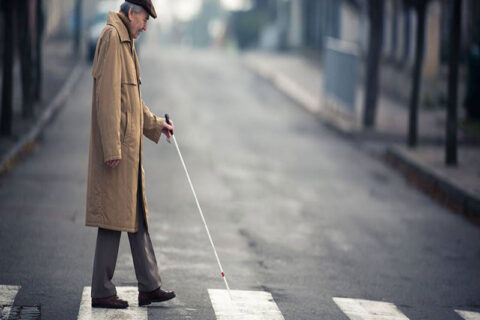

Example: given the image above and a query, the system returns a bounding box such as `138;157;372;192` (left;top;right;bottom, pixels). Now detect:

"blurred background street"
0;0;479;319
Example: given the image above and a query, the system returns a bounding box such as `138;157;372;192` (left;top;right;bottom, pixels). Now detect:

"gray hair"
120;1;145;16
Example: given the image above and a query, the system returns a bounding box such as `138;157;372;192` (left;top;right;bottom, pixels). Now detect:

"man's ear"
128;7;134;21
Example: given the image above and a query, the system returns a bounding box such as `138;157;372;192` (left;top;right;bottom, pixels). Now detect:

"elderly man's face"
128;8;149;39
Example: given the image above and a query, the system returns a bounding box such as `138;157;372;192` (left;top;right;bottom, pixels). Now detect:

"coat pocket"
121;58;138;86
121;111;129;144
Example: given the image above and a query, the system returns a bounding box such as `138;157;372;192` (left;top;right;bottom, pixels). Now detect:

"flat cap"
126;0;157;19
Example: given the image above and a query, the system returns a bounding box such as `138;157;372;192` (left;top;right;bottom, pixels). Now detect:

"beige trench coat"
86;12;166;232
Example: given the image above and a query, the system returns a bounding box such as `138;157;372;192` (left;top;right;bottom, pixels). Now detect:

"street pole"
408;1;427;148
73;0;82;57
363;0;384;128
18;0;34;119
445;0;461;166
1;0;15;135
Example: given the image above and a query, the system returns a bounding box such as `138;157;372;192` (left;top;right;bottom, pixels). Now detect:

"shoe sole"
92;304;129;309
139;294;176;306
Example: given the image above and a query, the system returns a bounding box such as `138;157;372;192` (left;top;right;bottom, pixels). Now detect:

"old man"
86;0;175;309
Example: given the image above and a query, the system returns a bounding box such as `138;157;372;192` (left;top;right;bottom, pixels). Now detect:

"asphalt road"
0;28;479;320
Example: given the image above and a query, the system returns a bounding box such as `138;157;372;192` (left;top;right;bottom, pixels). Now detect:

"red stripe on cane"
221;272;225;277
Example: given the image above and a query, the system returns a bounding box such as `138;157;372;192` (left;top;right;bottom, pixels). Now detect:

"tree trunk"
407;1;426;147
445;0;461;165
17;0;34;119
363;0;384;128
1;0;15;136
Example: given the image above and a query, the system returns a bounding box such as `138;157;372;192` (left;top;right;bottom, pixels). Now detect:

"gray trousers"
91;176;162;298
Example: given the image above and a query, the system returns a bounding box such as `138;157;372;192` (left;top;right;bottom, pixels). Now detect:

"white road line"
456;310;480;320
77;286;147;320
0;285;20;305
0;285;21;319
208;289;285;320
333;297;409;320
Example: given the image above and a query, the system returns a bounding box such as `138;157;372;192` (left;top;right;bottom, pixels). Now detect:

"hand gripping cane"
165;114;232;299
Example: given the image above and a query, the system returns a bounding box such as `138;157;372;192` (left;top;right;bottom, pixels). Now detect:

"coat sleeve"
142;99;166;143
93;27;122;162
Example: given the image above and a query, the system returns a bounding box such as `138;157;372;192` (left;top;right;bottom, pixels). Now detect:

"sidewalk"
242;50;480;221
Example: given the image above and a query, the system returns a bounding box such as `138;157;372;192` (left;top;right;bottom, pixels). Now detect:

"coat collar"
107;11;132;43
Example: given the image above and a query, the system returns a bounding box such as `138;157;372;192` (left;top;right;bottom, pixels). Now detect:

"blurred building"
228;0;480;110
246;0;479;64
43;0;77;38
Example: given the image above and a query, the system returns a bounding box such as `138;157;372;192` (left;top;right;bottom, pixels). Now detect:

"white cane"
165;114;232;300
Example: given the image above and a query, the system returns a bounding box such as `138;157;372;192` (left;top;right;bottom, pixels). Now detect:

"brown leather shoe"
92;295;129;309
138;288;176;306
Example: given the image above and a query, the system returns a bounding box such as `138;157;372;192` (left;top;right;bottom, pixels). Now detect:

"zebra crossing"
331;298;480;320
1;285;479;320
1;285;40;320
77;287;146;320
0;285;20;319
208;289;285;320
455;310;480;320
333;297;410;320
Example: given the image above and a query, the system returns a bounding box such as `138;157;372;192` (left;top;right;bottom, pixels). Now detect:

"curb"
242;56;390;141
242;56;455;146
385;146;480;223
242;54;480;223
242;57;358;136
243;57;320;114
0;62;85;175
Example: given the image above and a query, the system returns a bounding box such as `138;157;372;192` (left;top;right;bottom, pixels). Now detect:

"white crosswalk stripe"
77;286;147;320
333;297;410;320
456;310;480;320
208;289;285;320
0;285;20;305
0;285;21;319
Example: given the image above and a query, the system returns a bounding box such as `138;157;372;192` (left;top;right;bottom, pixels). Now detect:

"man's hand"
162;120;174;139
105;159;120;168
